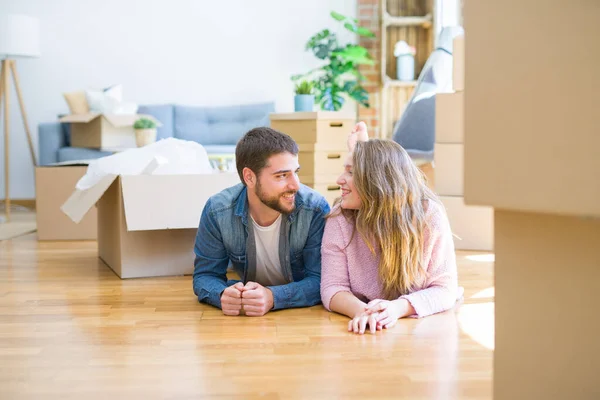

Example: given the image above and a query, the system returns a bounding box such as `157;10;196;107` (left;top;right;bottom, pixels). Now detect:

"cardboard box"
307;183;341;206
464;1;600;218
435;92;464;144
298;148;347;185
297;143;346;184
494;209;600;399
35;163;97;241
440;195;493;251
59;113;160;151
61;172;240;279
452;35;464;91
418;162;435;190
434;143;464;196
306;163;436;205
270;112;356;147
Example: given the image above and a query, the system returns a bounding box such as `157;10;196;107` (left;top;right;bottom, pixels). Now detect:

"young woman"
321;122;462;334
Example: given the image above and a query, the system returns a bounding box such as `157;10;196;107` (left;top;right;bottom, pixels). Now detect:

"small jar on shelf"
394;41;416;81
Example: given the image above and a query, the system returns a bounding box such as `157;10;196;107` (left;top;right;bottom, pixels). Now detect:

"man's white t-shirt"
251;214;289;286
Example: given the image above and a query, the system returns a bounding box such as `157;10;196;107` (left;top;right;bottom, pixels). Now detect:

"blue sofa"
38;102;275;165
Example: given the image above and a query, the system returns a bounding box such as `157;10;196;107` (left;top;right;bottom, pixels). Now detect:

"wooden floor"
0;225;494;400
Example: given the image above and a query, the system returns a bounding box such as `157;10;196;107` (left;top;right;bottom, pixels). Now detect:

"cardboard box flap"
103;114;139;128
61;174;119;223
104;114;162;128
120;173;239;232
59;113;102;123
45;159;93;167
269;111;356;121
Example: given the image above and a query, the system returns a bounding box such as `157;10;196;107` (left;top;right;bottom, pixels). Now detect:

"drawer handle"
327;185;341;191
329;122;343;127
327;154;341;159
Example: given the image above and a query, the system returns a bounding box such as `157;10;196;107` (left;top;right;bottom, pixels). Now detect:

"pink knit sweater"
320;200;462;318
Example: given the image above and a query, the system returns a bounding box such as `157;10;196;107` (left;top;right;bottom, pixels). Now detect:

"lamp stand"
0;59;38;223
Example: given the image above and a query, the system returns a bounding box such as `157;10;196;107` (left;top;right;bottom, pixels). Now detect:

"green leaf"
294;80;315;95
344;22;357;34
315;44;331;59
319;83;346;111
331;45;375;65
306;29;332;51
357;26;376;38
341;81;370;107
133;117;157;129
330;11;346;21
350;68;367;81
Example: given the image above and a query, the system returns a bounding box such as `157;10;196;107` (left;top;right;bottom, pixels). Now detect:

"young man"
193;127;330;316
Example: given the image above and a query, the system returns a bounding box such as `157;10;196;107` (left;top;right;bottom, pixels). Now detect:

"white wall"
0;0;357;199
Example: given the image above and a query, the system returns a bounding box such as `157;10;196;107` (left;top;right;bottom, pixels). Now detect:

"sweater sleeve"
400;203;460;318
320;215;353;311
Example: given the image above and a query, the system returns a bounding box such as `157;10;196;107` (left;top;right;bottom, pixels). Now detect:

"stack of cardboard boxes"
465;1;600;398
270;112;355;205
433;34;493;251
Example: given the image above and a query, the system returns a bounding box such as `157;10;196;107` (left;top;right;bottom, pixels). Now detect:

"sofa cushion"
62;122;72;147
56;114;73;146
137;104;174;140
174;102;274;145
57;147;113;163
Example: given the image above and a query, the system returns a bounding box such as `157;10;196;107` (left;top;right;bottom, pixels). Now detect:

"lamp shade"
0;13;40;58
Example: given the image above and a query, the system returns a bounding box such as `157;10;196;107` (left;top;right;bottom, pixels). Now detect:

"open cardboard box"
59;113;161;151
35;160;97;241
61;171;240;279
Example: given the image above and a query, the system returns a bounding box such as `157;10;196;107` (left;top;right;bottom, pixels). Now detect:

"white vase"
397;54;415;81
135;128;157;147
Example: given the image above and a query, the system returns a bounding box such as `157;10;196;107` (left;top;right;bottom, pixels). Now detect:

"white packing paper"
76;138;216;191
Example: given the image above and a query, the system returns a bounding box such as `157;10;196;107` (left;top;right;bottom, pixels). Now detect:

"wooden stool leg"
0;61;3;222
1;60;10;221
10;60;37;166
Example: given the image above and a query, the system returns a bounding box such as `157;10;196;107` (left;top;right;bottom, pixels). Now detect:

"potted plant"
292;11;376;111
294;80;315;112
133;117;158;147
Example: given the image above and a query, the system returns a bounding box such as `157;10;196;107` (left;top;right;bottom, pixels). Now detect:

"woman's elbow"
320;290;333;311
321;285;341;312
438;285;459;312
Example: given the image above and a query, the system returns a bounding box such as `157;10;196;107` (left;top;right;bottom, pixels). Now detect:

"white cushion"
85;84;123;113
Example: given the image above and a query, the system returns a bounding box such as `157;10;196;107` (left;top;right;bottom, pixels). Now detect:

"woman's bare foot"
347;121;369;152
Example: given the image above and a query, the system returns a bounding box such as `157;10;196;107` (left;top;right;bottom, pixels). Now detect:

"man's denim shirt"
192;183;330;310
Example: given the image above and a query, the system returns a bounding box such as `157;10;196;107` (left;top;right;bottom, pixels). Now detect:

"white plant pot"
135;128;157;147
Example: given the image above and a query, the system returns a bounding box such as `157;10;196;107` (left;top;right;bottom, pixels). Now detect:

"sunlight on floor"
458;287;495;350
465;253;495;262
471;287;494;299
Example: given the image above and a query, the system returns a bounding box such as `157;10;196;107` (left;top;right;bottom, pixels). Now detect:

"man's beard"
255;179;296;215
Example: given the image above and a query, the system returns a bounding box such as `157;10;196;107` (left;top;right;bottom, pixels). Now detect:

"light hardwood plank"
0;220;493;400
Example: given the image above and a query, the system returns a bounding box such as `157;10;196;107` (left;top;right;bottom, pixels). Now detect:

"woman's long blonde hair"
337;139;442;299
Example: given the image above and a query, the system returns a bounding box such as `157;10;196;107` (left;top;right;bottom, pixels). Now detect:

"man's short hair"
235;127;299;185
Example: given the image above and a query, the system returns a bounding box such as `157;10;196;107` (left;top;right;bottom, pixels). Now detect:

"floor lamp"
0;14;40;223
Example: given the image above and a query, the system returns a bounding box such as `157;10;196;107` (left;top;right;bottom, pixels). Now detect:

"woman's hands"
365;299;414;329
347;299;414;334
348;311;383;335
